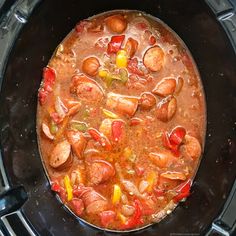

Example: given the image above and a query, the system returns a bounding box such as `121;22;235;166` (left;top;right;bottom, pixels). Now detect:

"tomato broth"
37;10;206;231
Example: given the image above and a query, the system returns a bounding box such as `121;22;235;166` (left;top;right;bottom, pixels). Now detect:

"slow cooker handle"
205;0;236;54
206;179;236;235
0;186;28;217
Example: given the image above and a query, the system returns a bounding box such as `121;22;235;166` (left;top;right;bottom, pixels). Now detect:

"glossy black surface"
0;0;236;235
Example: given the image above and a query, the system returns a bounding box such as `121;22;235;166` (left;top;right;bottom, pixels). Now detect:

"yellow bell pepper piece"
102;109;119;119
64;175;73;201
116;50;128;68
98;69;108;78
117;212;127;224
112;184;122;204
147;171;157;192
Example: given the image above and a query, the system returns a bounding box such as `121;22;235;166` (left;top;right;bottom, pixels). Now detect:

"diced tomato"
43;67;56;88
135;22;148;30
135;165;145;176
153;187;165;197
149;35;156;45
38;67;56;105
112;120;124;142
173;179;192;203
38;88;48;105
88;128;112;151
169;126;186;146
127;58;144;76
100;210;116;227
121;199;143;229
75;20;89;33
51;182;61;193
71;198;84;216
50;112;63;124
107;35;125;54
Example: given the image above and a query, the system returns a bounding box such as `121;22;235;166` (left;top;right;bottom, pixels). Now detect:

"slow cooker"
0;0;236;235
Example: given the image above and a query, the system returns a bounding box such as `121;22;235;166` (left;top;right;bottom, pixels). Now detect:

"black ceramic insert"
0;0;236;235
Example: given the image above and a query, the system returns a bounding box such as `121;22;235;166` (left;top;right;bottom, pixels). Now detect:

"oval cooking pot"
0;0;236;235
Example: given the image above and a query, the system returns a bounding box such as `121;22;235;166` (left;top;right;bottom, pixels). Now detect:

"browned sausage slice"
124;37;138;58
149;149;175;168
152;77;176;97
106;92;139;117
86;199;108;214
81;189;108;214
105;14;127;33
49;140;72;169
139;92;156;110
143;46;164;72
156;96;177;122
82;57;100;76
70;74;104;102
183;135;201;159
87;160;115;185
160;171;186;180
66;130;87;158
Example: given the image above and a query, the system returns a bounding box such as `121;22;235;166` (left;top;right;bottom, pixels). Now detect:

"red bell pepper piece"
127;58;144;76
88;128;112;151
173;179;192;203
121;199;144;229
162;127;186;156
43;67;56;90
169;126;186;146
107;35;125;54
100;210;116;227
38;67;56;105
130;117;142;126
112;120;124;142
162;131;179;156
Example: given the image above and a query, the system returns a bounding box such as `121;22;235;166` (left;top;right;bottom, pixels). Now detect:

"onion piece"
42;123;54;140
55;96;68;118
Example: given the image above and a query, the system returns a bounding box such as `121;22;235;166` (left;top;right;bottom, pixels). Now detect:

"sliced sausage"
66;130;87;158
41;123;54;140
143;46;164;72
105;14;127;33
152;77;176;97
149;149;175;168
139;92;156;110
87;160;115;185
124;37;138;58
86;199;108;214
71;198;84;216
183;135;201;159
82;57;100;76
160;171;186;181
70;74;104;102
82;189;106;206
49;140;72;169
106;92;139;117
81;189;108;214
156;96;177;122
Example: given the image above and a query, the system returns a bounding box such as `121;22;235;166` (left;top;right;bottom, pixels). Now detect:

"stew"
37;10;206;230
